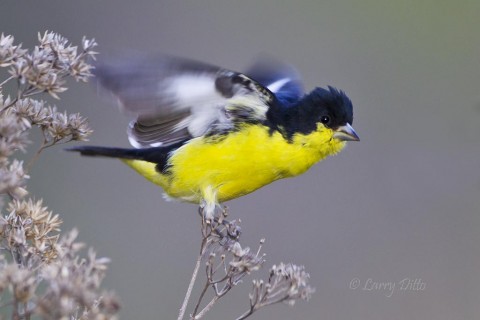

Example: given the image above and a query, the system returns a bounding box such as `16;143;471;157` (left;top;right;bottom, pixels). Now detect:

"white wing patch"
164;73;224;108
267;78;291;93
162;73;233;138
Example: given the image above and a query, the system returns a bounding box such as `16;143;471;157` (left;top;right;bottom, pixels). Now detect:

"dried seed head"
0;32;117;319
0;160;29;199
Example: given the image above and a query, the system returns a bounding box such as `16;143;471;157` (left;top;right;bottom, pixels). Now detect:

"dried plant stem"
0;75;14;87
26;139;50;172
27;133;74;172
191;280;210;317
236;308;255;320
193;295;219;320
177;255;201;320
177;238;207;320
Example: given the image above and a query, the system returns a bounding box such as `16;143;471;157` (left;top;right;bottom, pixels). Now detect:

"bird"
68;55;359;218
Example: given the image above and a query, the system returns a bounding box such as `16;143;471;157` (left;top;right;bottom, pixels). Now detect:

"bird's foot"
198;203;241;240
198;200;216;223
198;200;226;222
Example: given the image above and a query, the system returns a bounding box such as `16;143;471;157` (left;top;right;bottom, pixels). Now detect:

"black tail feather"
67;143;184;173
66;146;144;159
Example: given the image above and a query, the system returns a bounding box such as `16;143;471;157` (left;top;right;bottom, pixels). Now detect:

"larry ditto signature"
349;277;426;297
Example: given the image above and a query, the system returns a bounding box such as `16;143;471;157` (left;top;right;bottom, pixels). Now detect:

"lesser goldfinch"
69;55;359;217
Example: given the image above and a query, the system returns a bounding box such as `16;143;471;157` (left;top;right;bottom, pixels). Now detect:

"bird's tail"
66;145;177;172
67;146;148;160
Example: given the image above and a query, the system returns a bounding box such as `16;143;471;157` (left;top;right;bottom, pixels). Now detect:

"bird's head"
301;86;359;142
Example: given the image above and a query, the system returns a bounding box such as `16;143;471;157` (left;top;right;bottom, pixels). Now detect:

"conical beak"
333;123;360;141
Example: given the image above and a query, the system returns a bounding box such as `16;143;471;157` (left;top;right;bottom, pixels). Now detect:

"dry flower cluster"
177;208;315;320
0;31;314;320
0;32;119;320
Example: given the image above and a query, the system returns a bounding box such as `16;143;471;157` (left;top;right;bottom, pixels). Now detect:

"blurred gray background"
2;0;480;319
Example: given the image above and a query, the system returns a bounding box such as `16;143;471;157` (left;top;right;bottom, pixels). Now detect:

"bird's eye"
320;116;330;125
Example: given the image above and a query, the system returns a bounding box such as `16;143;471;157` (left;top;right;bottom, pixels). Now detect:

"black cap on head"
306;86;353;129
267;85;357;140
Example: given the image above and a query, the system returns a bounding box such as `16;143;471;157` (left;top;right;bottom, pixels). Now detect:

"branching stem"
191;280;210;318
177;252;202;320
193;295;219;320
177;236;207;320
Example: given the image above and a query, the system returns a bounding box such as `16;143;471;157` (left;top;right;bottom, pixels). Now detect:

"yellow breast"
123;124;345;203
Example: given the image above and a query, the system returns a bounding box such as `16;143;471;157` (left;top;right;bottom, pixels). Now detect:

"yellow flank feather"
123;123;345;204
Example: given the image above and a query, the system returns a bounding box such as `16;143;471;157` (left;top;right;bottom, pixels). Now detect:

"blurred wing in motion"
94;55;275;148
245;56;304;106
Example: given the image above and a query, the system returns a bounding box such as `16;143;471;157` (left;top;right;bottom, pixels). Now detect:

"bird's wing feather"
94;55;275;148
245;56;304;106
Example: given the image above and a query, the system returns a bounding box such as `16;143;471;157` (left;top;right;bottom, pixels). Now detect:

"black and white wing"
94;55;275;148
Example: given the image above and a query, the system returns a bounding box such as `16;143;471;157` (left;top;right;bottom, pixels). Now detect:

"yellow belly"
123;124;345;203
